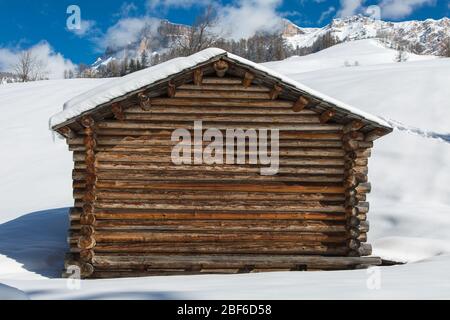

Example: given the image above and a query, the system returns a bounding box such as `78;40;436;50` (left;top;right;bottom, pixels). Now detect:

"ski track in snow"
1;40;450;299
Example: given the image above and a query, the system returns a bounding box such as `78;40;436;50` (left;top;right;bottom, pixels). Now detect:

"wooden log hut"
50;49;392;279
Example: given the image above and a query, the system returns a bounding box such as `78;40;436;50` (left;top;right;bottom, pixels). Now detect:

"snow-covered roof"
50;48;391;130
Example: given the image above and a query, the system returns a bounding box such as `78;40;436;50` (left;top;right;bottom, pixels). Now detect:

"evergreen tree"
141;50;149;68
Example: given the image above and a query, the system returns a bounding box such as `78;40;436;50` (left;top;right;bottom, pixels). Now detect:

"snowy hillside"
265;39;437;74
286;15;450;56
1;40;450;299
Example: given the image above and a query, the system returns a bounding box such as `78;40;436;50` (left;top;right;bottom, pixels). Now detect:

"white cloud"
69;19;98;37
117;2;138;17
336;0;365;18
98;17;161;50
318;6;336;24
214;0;285;39
0;42;76;79
379;0;436;19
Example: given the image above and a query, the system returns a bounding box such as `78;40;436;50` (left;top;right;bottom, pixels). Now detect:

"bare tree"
172;5;218;56
13;50;48;82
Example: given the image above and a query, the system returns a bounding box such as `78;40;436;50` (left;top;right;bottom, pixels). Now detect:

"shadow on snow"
0;208;69;278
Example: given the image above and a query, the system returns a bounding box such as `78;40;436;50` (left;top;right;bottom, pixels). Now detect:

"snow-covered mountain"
91;15;450;71
286;15;450;56
92;19;191;71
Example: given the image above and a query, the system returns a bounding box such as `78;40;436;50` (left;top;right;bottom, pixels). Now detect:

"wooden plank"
125;105;317;115
149;98;294;108
72;210;346;221
122;113;321;124
90;190;346;202
174;90;271;100
92;182;345;194
74;231;347;243
93;164;345;175
81;219;346;232
89;173;344;184
92;254;382;269
92;200;346;213
91;242;348;255
178;84;270;92
96;121;344;131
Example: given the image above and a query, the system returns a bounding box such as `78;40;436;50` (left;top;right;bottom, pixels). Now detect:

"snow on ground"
0;283;28;300
265;39;436;75
1;40;450;299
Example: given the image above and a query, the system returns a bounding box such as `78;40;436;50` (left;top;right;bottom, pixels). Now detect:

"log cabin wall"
63;63;377;278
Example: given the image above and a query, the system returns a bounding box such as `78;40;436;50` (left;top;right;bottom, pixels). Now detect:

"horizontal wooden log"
125;105;316;115
356;183;372;194
71;231;348;243
149;98;294;108
69;132;342;145
92;200;345;213
359;243;372;256
360;221;370;233
92;254;382;269
77;189;346;202
174;88;271;100
86;154;345;165
81;174;344;184
70;141;344;152
78;155;346;167
92;164;345;175
357;202;370;214
122;113;322;124
179;84;269;92
91;242;348;256
95;121;344;131
72;211;346;221
92;130;343;140
93;182;345;194
202;77;243;85
73;219;346;233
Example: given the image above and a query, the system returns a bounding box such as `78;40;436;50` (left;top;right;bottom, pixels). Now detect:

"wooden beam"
214;60;229;78
320;109;336;124
193;69;203;86
242;72;255;88
292;96;309;112
111;103;125;121
343;120;364;134
167;81;176;98
80;115;94;128
59;126;76;139
138;93;151;111
365;128;387;142
269;84;283;100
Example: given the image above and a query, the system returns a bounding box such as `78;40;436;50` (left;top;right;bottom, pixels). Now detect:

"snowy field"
0;40;450;299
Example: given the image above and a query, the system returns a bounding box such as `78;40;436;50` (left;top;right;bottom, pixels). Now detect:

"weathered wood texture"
63;74;377;278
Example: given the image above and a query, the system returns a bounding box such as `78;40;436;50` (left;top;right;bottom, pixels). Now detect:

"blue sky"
0;0;448;66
